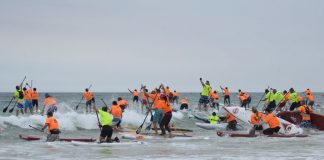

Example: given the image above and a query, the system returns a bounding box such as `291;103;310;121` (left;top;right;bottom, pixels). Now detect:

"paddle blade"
2;107;8;113
135;126;142;134
75;105;79;110
9;107;14;113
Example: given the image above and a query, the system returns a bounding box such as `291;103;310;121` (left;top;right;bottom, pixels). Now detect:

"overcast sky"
0;0;323;92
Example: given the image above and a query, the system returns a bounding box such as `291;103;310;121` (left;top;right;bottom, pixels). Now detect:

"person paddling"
129;89;139;103
31;88;39;113
296;100;312;128
249;107;264;135
142;86;162;135
41;112;60;142
208;112;220;124
179;98;189;110
225;111;237;130
23;87;33;114
172;90;179;104
288;88;299;111
262;108;280;135
198;78;211;111
306;92;315;108
210;91;220;110
13;85;24;116
93;103;119;143
158;93;173;138
220;86;231;106
140;88;149;113
263;89;275;111
110;101;122;129
41;93;58;116
117;97;129;111
83;88;94;113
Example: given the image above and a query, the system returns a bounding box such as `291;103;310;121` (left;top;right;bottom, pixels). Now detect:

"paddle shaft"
8;101;18;113
136;87;160;134
29;125;44;132
256;86;270;109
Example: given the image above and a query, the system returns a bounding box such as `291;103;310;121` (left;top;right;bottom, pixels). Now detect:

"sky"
0;0;323;92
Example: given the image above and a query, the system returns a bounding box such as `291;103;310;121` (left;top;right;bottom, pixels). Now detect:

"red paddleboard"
277;112;302;125
216;131;308;138
18;134;96;142
311;113;324;131
19;134;41;141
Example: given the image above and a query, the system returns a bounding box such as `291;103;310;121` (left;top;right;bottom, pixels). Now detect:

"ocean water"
1;92;324;160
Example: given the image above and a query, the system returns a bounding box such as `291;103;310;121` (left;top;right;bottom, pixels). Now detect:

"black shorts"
180;104;188;110
86;100;92;107
133;96;139;101
263;126;280;135
254;125;263;131
120;105;126;111
32;100;38;107
100;125;113;138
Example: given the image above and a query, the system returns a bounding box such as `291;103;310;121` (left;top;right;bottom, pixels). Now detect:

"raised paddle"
75;84;92;110
136;86;160;134
3;76;27;113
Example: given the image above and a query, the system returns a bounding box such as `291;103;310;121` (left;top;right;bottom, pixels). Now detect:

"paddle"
29;125;44;132
256;86;270;110
93;101;102;131
75;84;92;110
8;101;18;113
136;86;160;134
3;76;27;113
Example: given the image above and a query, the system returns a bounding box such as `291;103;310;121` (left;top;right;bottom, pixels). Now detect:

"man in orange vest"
41;112;60;142
221;86;231;106
23;87;33;114
31;88;39;113
83;88;94;113
296;100;312;128
262;108;281;135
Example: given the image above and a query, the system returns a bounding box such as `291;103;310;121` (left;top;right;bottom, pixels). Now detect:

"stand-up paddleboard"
216;131;308;138
224;106;303;135
277;111;302;125
195;122;227;130
119;131;193;140
71;141;147;147
311;113;324;131
19;134;96;142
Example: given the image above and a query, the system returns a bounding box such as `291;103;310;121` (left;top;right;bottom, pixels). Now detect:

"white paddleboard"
224;106;303;135
195;122;227;130
71;141;147;146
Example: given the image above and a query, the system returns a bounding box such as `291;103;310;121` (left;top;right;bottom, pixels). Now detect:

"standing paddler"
198;78;211;111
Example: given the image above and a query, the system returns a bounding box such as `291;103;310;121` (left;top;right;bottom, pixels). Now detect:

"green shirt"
14;90;23;103
289;92;298;103
201;85;211;96
208;115;220;124
265;92;274;102
98;109;113;126
274;92;284;104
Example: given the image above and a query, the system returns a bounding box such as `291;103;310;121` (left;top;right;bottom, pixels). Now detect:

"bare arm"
200;78;205;87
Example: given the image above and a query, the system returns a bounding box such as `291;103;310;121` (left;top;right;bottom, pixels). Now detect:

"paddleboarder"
198;78;211;111
296;100;313;128
83;88;94;113
13;85;25;116
262;108;280;135
41;93;58;116
41;112;60;142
